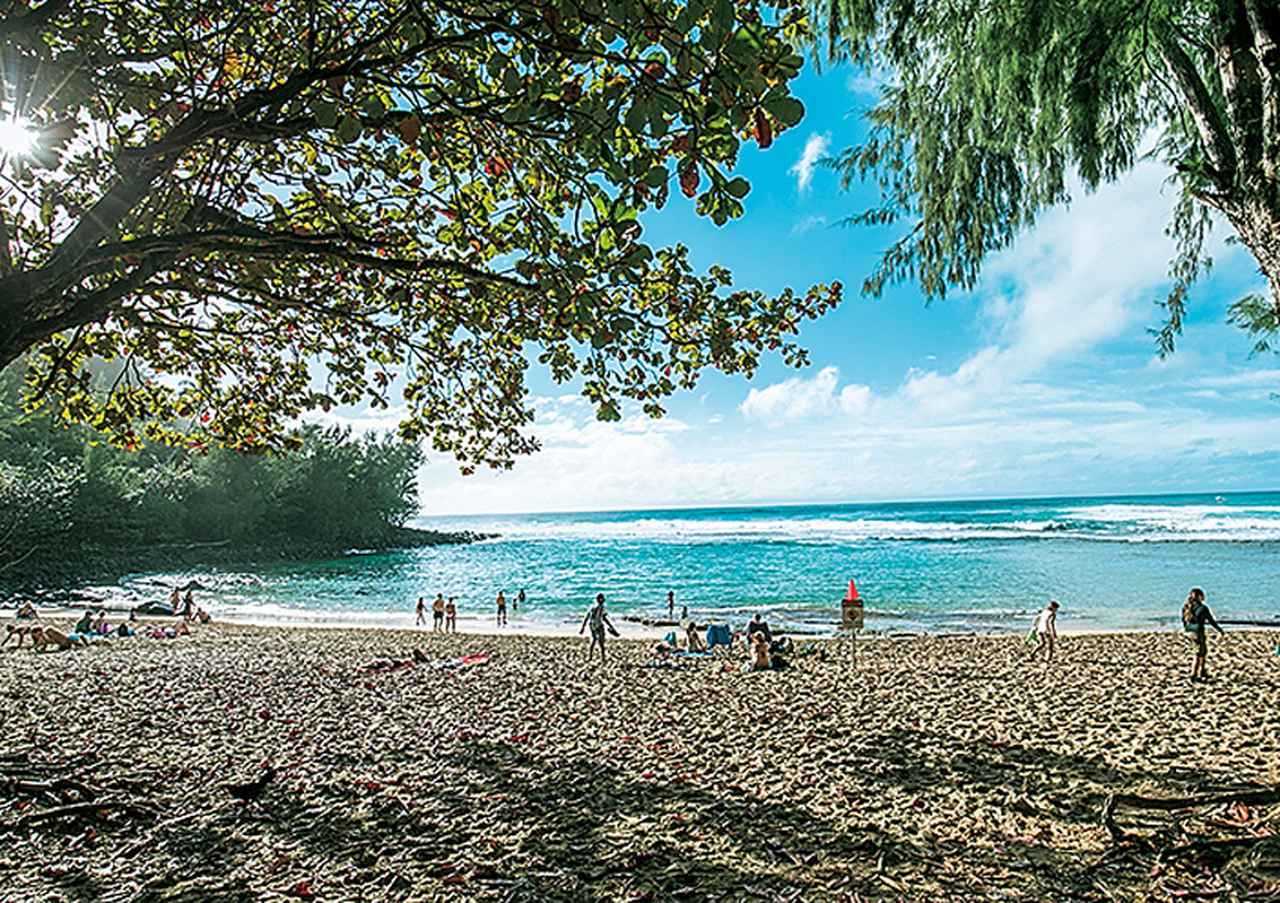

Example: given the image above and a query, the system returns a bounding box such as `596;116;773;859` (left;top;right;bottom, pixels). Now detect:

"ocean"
75;491;1280;636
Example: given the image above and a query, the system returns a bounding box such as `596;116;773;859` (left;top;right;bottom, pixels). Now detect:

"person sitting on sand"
743;631;771;673
685;622;705;653
16;601;37;620
73;610;93;635
92;610;111;635
196;607;211;624
1182;587;1224;682
445;597;457;633
496;591;508;627
580;593;620;664
1028;600;1060;662
433;594;446;632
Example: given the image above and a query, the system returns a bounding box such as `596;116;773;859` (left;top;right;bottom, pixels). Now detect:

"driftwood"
1103;787;1280;843
10;799;156;830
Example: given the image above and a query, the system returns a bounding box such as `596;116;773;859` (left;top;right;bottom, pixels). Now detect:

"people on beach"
685;621;705;653
433;594;446;632
73;610;93;635
667;590;675;621
2;624;31;649
169;588;181;611
1182;587;1224;682
415;596;426;627
445;597;457;633
516;589;525;613
16;601;37;620
92;611;111;635
1028;600;1060;662
580;593;619;664
496;591;508;627
181;590;195;620
196;607;211;624
681;605;688;622
746;612;772;645
744;631;771;672
33;626;87;652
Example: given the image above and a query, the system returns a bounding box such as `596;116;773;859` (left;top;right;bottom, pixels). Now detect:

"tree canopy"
820;0;1280;353
0;0;839;471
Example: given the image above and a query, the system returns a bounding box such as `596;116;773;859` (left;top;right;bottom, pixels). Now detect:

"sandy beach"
3;622;1280;901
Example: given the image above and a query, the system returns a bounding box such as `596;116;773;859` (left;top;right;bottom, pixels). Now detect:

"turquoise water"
77;491;1280;635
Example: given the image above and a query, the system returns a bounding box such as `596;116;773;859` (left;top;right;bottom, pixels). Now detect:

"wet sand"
2;623;1279;901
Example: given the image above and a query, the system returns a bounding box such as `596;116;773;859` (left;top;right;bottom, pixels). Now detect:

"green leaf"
337;114;363;143
725;176;750;198
764;96;804;128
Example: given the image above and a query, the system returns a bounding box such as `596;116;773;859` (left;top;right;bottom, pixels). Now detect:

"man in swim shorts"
432;594;446;632
580;593;619;664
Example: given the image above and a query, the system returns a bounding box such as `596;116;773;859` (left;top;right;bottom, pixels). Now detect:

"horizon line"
415;486;1278;520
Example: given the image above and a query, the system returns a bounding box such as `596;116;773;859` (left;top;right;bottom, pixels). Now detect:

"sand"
2;622;1280;901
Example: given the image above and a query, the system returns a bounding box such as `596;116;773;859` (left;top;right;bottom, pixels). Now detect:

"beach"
3;622;1280;901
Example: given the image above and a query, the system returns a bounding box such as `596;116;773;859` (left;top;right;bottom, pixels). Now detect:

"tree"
0;0;840;471
820;0;1280;353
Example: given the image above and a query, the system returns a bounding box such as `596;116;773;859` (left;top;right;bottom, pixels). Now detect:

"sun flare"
0;117;36;157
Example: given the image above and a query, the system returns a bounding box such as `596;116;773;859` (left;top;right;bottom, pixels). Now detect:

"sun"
0;117;36;157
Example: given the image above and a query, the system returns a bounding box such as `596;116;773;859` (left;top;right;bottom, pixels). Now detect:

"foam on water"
30;491;1280;635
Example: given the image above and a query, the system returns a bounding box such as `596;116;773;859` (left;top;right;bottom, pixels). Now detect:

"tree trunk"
1226;199;1280;314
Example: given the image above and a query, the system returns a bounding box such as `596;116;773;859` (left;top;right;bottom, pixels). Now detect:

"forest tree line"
0;364;428;580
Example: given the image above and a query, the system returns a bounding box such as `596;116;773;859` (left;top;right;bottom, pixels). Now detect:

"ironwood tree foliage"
821;0;1280;353
0;0;839;470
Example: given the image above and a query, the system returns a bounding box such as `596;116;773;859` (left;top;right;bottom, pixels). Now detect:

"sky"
344;62;1280;516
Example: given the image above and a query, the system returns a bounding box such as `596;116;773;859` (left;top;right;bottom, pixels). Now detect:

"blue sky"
393;63;1280;514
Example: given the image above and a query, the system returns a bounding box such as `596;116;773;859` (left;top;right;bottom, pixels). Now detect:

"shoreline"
5;602;1255;643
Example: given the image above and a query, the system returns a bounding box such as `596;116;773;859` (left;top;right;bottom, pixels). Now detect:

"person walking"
1182;587;1224;682
1027;600;1060;662
580;593;620;664
496;591;508;627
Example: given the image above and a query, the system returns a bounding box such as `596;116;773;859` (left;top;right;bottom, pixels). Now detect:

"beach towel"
705;624;732;649
674;650;713;659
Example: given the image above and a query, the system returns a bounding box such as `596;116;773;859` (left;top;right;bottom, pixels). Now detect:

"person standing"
415;596;426;627
432;593;446;633
580;593;619;664
445;597;457;633
496;591;508;627
1182;587;1224;682
666;590;675;621
1027;600;1060;662
516;588;526;613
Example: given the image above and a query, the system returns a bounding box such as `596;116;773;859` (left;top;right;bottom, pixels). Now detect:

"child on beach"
445;598;457;633
579;593;619;664
1182;587;1224;682
1028;600;1059;662
432;594;446;632
496;591;508;627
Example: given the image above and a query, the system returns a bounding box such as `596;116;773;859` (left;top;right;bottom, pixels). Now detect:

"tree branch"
1156;21;1238;190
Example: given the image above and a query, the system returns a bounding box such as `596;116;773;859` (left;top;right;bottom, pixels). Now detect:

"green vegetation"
0;364;428;582
820;0;1280;352
0;0;838;472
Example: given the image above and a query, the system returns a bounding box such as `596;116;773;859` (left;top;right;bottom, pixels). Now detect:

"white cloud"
789;132;830;193
791;213;828;235
739;366;870;423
